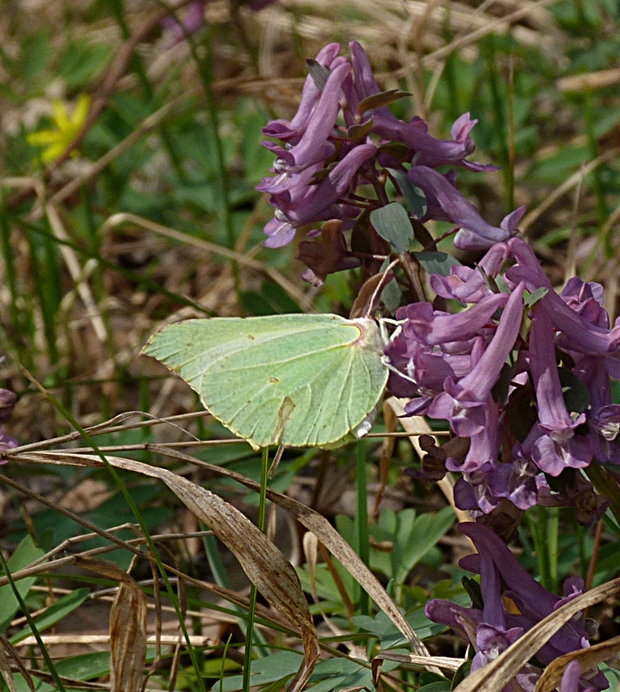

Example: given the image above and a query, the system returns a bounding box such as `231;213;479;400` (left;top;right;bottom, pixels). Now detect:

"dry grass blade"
30;452;321;690
534;635;620;692
151;465;320;691
111;578;148;692
0;638;18;692
0;636;35;692
76;558;147;692
13;447;426;661
148;447;432;658
452;576;620;692
374;651;464;673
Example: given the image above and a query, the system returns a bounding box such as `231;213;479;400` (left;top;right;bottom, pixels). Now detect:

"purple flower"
506;239;620;367
262;43;342;143
427;283;524;436
560;661;597;692
162;1;206;44
262;143;377;248
408;166;524;251
426;524;608;692
259;41;524;273
430;242;510;303
520;304;592;477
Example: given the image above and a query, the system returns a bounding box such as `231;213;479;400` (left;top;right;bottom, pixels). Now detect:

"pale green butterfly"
142;313;389;450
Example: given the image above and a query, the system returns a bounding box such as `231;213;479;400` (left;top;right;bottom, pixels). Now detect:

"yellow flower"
27;94;91;164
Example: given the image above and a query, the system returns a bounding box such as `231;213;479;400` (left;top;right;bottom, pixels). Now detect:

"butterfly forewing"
142;314;388;449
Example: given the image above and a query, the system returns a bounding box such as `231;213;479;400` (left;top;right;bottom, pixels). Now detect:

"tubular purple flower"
488;457;549;511
427;283;524;434
397;293;508;346
262;143;376;247
445;398;502;472
559;662;598;692
266;61;350;173
262;43;343;142
561;278;609;329
507;239;620;361
349;41;389;114
426;524;606;691
529;305;586;439
281;143;376;224
430;242;510;303
457;524;595;668
571;355;620;464
521;424;592;477
454;205;526;251
408;166;523;250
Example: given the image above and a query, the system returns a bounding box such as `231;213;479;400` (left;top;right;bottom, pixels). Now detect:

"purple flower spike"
260;41;518;266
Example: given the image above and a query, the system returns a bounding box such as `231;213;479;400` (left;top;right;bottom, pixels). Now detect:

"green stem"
546;506;559;593
355;439;371;616
0;551;66;692
527;507;552;591
242;446;270;692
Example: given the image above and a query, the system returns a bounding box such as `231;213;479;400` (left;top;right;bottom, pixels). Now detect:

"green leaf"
417;681;452;692
215;651;304;691
524;286;548;307
10;589;90;644
54;651;111;680
367;506;455;585
370;202;413;253
387;167;427;219
414;251;461;276
142;314;388;449
0;535;45;632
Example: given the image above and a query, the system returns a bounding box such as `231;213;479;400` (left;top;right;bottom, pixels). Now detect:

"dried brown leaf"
75;557;147;692
0;637;20;692
535;635;620;692
110;580;148;692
